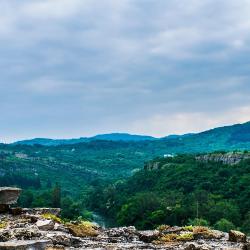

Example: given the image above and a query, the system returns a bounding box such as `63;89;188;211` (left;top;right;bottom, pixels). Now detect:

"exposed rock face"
196;152;250;165
184;242;212;250
22;208;61;216
0;240;51;250
144;161;161;170
0;187;21;205
36;220;55;231
243;242;250;250
0;208;249;249
138;230;160;243
229;230;247;243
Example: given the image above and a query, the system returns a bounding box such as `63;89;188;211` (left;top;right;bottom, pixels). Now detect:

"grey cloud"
0;0;250;142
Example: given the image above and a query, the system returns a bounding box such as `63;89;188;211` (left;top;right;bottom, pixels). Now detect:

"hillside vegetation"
88;154;250;234
0;122;249;231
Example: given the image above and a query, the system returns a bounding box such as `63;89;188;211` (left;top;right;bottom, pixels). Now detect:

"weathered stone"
66;223;99;237
0;240;51;250
22;214;40;223
22;208;61;216
46;246;65;250
1;207;248;250
138;230;160;243
229;230;246;243
0;204;9;213
162;226;183;234
0;187;21;205
242;243;250;250
45;232;72;247
0;230;11;242
184;242;212;250
9;207;23;216
12;227;42;240
54;223;69;233
36;219;54;231
107;226;137;237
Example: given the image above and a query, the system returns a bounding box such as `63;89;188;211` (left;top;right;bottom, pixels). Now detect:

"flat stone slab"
22;208;61;216
0;240;51;250
0;187;21;205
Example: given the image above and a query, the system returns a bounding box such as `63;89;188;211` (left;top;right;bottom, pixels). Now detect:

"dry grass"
157;225;170;232
157;233;178;242
193;226;218;239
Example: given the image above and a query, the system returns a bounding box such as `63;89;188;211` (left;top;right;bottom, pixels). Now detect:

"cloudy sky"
1;0;250;142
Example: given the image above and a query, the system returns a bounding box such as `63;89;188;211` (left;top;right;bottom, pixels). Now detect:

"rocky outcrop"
196;152;250;165
0;187;21;205
22;208;61;216
229;230;247;243
0;240;51;250
0;208;249;249
36;220;55;231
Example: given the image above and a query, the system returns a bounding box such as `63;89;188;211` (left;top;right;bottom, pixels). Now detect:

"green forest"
87;154;250;234
0;122;250;234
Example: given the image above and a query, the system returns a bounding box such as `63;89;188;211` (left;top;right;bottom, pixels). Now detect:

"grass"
176;233;194;241
0;221;7;229
157;225;170;232
182;225;193;232
41;213;63;224
193;226;220;239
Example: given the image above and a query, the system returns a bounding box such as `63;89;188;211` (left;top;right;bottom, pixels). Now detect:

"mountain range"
12;121;250;148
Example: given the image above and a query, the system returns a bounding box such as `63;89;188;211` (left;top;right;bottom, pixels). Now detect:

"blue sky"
1;0;250;142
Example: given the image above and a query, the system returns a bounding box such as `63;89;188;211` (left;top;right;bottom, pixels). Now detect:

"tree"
117;193;162;229
214;218;235;232
188;218;209;226
52;183;61;208
242;211;250;234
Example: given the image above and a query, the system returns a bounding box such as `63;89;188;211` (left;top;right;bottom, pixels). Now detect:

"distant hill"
90;133;156;142
13;133;157;146
13;137;89;146
13;121;250;148
1;120;250;216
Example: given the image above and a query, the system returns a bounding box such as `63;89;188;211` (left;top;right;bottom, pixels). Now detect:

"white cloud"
130;106;250;137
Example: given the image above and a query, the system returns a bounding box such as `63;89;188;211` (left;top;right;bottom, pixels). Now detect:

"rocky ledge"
0;187;249;250
0;208;249;250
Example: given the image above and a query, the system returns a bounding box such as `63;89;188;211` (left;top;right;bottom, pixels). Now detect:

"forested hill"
0;121;250;227
0;121;250;195
88;154;250;234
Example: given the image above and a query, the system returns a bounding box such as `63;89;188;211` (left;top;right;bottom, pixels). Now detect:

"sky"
1;0;250;142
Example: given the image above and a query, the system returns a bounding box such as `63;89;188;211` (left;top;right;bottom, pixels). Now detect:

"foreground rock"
0;208;249;249
36;219;55;231
229;230;247;243
0;187;21;213
0;240;51;250
0;187;21;205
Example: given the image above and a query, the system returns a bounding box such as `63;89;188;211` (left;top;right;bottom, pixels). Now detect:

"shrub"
214;218;235;232
188;218;209;227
